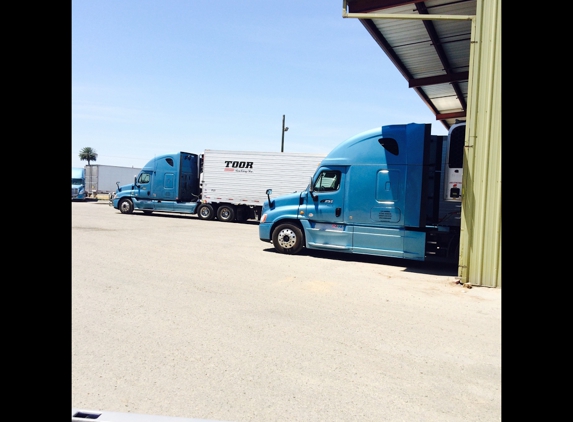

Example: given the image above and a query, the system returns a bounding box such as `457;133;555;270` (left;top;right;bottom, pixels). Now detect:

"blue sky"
72;0;449;169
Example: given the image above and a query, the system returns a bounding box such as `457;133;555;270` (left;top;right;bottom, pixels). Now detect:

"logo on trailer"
224;161;254;173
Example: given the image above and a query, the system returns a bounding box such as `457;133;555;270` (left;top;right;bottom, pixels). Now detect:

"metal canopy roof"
344;0;476;130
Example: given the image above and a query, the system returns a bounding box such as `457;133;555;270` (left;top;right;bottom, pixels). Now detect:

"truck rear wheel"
119;198;134;214
272;223;304;254
197;204;215;220
217;205;235;222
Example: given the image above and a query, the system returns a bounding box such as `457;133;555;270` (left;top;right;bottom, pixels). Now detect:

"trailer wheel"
197;204;215;220
119;198;134;214
272;223;304;254
217;205;235;222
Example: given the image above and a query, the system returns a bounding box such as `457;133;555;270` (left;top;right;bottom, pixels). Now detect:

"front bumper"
258;222;273;241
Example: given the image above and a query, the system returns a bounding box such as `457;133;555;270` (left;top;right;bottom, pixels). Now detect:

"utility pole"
281;115;289;152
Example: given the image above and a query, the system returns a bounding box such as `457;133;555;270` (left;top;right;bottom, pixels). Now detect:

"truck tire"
197;204;215;220
272;223;304;254
119;198;134;214
236;206;249;222
217;205;235;222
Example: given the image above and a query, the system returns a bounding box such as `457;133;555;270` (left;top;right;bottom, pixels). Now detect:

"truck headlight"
260;214;267;223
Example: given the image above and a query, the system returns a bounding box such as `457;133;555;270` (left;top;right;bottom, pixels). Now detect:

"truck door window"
314;171;340;192
138;173;150;183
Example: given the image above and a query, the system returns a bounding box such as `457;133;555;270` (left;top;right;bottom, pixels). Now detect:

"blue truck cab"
111;152;201;215
259;122;464;262
72;167;87;201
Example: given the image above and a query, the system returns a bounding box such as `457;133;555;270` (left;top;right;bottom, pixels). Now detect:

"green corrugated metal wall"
458;0;501;287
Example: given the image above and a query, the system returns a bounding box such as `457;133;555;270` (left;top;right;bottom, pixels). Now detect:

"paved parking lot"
72;202;501;422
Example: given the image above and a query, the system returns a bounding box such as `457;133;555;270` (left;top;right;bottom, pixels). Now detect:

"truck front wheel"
217;205;236;222
272;223;304;254
119;198;134;214
197;204;215;220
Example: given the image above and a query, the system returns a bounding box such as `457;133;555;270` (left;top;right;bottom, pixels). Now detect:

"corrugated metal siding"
459;0;501;287
422;82;468;112
373;9;444;79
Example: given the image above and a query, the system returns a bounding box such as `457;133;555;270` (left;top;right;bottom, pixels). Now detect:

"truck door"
302;166;352;250
136;171;152;198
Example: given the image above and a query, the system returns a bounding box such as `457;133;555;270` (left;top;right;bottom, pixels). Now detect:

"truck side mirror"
266;189;274;208
309;177;317;200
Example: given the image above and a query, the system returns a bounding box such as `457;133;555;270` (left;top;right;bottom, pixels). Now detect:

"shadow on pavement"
262;247;458;277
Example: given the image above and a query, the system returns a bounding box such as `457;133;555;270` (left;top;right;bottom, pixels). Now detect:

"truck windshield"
72;178;84;185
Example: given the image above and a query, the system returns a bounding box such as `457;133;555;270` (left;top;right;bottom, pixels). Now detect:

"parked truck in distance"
72;167;87;201
85;164;142;197
259;122;465;263
110;150;326;222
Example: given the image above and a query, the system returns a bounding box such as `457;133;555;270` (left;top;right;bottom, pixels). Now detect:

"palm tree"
79;147;98;166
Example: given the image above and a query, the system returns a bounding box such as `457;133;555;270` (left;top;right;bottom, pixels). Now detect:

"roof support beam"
343;11;474;21
436;111;466;120
408;71;469;88
347;0;419;13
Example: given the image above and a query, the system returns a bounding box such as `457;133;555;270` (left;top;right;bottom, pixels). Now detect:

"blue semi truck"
71;167;87;201
110;150;326;222
259;122;465;262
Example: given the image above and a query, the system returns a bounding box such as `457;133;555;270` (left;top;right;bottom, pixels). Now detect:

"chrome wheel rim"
277;228;297;249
